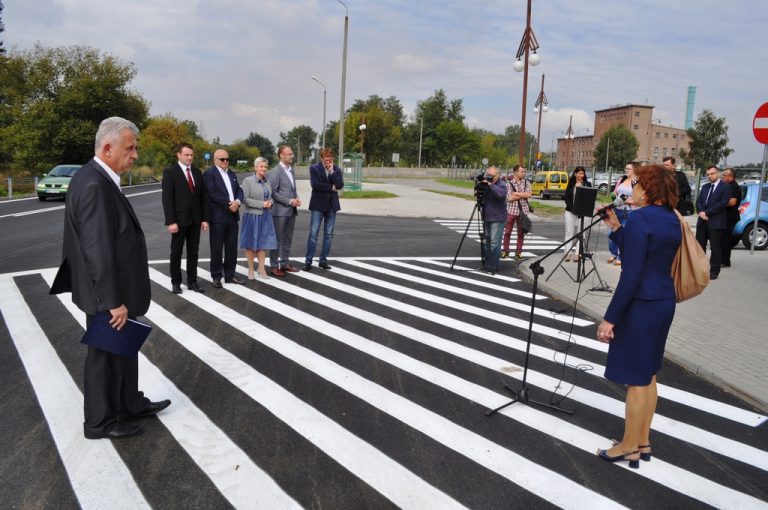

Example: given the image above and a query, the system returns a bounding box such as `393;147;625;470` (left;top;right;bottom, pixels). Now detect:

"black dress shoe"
124;399;172;420
211;279;223;288
171;284;182;294
85;422;144;440
721;263;731;268
710;273;718;280
225;276;247;285
303;263;312;271
187;282;205;293
319;261;332;270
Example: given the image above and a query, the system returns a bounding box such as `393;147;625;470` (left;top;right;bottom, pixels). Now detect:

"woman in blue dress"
595;164;682;468
240;157;278;280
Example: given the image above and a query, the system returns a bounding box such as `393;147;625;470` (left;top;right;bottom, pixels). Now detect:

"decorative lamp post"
512;0;541;166
311;76;327;150
359;121;367;163
532;74;548;170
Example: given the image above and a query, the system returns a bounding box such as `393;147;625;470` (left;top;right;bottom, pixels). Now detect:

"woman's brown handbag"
671;210;710;302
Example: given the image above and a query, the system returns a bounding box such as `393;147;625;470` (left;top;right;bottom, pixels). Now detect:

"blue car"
733;183;768;250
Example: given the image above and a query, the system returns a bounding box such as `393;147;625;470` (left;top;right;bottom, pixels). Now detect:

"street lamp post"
550;130;565;170
532;73;548;170
512;0;541;166
418;116;423;168
337;0;348;167
311;76;327;151
359;120;366;164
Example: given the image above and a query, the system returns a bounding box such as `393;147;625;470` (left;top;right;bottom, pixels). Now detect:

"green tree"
279;125;317;165
245;131;275;164
593;124;640;173
407;89;465;166
678;109;731;170
226;140;260;170
0;44;149;175
135;114;209;170
434;121;481;166
497;125;536;166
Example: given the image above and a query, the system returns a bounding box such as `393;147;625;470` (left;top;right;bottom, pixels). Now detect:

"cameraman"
480;166;508;274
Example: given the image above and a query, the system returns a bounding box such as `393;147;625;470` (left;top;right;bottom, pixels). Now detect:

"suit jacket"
696;180;731;229
241;174;273;215
50;159;151;316
203;166;244;224
161;163;209;227
268;164;299;217
604;205;681;324
308;163;344;212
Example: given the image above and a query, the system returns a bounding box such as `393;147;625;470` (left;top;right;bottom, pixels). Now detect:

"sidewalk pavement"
296;179;768;413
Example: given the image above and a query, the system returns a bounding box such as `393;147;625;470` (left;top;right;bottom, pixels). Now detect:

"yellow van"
531;171;569;199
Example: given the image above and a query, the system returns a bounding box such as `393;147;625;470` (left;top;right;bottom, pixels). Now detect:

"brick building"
555;104;690;171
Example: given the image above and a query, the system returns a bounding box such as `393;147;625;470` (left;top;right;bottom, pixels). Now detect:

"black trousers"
721;218;738;266
696;219;724;276
83;320;149;435
169;224;202;285
209;220;239;280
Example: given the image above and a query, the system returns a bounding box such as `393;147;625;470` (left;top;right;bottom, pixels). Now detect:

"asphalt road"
1;182;766;509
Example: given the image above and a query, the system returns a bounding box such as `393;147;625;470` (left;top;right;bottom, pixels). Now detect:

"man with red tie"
162;143;209;294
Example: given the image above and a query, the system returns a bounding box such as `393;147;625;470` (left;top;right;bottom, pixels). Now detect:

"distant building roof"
594;104;654;113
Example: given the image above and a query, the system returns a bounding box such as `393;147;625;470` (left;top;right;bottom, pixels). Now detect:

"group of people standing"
480;164;532;274
161;144;344;293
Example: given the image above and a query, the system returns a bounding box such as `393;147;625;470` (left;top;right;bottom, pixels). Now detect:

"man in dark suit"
203;149;246;287
50;117;170;440
268;145;302;276
721;167;742;268
162;142;209;294
695;165;732;280
304;148;344;270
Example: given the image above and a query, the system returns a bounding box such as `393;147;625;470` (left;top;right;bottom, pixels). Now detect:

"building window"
635;111;640;117
672;133;677;139
664;132;669;138
671;148;676;155
663;147;668;156
656;132;661;138
633;124;639;130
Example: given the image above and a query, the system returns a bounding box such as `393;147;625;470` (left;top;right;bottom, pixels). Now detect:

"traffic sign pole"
751;102;768;254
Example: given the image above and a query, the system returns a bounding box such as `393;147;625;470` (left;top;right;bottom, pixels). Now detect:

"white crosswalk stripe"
1;258;767;510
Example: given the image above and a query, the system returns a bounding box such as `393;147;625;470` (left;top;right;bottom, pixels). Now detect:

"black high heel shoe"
612;439;652;462
596;448;640;469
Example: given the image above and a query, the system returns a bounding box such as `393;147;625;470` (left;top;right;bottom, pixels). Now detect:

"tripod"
486;214;607;417
450;193;487;271
547;215;612;292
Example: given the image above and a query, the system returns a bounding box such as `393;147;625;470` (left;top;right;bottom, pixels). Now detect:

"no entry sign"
753;102;768;144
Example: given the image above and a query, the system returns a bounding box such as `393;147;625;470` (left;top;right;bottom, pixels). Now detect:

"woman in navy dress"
595;164;682;468
240;157;278;280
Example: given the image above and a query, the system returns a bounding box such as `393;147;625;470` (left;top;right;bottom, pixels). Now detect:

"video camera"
471;169;494;203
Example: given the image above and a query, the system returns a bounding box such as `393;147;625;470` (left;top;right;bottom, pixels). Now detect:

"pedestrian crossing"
433;219;561;256
1;258;767;509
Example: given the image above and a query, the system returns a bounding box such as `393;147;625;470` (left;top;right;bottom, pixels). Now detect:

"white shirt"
279;162;296;189
93;156;122;190
178;162;194;186
216;166;235;201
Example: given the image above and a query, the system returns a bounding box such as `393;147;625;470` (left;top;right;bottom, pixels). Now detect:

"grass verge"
341;190;398;199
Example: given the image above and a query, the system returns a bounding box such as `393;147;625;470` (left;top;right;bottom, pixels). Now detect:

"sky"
4;0;768;165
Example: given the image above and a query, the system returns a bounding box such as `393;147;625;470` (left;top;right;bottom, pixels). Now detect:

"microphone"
594;195;627;218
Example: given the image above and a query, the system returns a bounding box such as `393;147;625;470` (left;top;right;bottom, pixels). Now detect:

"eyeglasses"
217;158;230;162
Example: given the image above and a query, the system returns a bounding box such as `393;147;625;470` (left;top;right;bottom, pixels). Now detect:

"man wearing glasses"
695;165;732;280
203;149;247;287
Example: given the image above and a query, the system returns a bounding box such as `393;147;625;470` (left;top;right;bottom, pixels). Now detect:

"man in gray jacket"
267;145;302;276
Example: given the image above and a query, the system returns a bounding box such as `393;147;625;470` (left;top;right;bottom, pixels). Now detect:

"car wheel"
38;196;46;201
539;191;545;199
742;221;768;250
598;184;608;193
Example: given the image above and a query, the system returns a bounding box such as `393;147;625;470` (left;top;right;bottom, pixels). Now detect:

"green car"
36;164;81;201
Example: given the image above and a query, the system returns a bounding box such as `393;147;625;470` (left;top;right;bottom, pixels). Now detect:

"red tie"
186;167;195;192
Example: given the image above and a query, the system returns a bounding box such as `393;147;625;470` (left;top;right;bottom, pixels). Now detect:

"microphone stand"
486;214;607;417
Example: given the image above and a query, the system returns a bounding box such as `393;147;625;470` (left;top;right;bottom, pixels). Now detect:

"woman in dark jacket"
562;166;590;261
595;164;681;468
